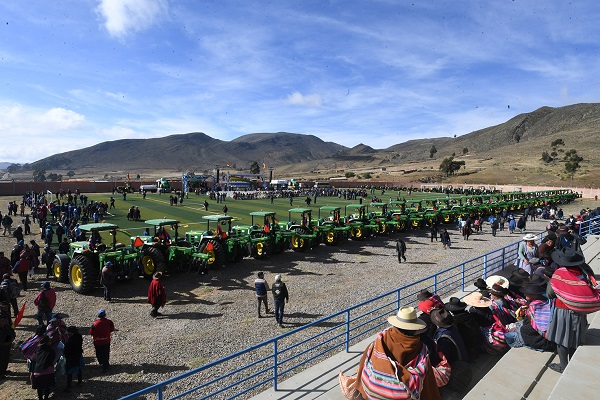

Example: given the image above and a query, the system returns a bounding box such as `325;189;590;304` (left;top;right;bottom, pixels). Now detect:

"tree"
32;169;46;182
249;161;260;174
363;172;372;179
429;145;437;158
564;149;583;180
439;156;465;176
462;148;469;155
67;170;76;178
541;151;552;163
345;172;355;178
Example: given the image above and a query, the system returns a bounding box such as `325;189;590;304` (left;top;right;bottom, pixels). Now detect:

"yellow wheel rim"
71;263;82;287
381;223;386;233
53;260;61;278
326;231;335;243
257;242;264;255
355;227;362;238
203;249;216;264
142;255;155;276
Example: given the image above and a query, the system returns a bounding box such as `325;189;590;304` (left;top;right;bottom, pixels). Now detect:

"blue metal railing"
122;219;600;400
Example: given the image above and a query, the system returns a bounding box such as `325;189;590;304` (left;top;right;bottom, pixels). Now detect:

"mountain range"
3;103;600;186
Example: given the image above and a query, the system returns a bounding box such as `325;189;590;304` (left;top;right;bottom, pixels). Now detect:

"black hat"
474;278;488;290
444;297;467;312
551;247;585;267
417;289;434;302
529;274;547;286
509;275;526;287
542;233;557;243
431;308;454;328
520;283;546;296
512;268;530;280
490;283;509;297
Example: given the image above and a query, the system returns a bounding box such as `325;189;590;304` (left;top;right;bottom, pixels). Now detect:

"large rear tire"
69;255;96;294
140;247;167;279
53;254;70;283
200;239;225;268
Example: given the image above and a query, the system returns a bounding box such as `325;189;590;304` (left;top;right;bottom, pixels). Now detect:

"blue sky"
2;1;600;164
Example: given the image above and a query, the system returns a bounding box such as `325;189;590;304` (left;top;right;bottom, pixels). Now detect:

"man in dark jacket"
254;272;269;318
271;275;289;327
396;238;407;263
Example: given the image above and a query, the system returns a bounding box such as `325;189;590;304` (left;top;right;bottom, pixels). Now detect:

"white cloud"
96;0;168;39
0;105;85;133
285;92;322;107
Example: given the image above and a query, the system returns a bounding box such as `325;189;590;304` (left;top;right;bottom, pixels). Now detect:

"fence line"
120;215;600;400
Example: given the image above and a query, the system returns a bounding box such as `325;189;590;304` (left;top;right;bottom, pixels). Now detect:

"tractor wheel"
335;230;345;244
68;255;96;294
233;245;244;263
252;233;272;259
140;247;167;279
200;239;225;268
350;226;363;240
291;227;310;252
53;254;70;283
379;222;387;235
325;230;336;245
398;221;407;232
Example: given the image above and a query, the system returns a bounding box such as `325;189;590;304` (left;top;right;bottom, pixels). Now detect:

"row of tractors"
51;189;578;294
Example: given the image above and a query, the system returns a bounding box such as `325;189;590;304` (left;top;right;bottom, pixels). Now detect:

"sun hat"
523;233;537;241
485;275;509;289
388;306;428;331
463;292;493;308
431;309;454;328
98;309;106;317
444;297;467;312
551;247;585;267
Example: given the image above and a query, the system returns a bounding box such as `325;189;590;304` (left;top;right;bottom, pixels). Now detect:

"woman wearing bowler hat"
516;234;539;275
444;297;481;360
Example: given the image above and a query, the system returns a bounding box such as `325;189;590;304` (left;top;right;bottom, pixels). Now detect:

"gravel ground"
0;197;596;400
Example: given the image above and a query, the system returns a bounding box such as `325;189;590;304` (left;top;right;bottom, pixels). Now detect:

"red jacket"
148;279;166;306
34;288;57;312
90;317;115;346
13;258;31;274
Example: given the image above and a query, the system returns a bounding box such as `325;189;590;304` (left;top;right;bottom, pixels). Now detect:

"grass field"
85;190;449;237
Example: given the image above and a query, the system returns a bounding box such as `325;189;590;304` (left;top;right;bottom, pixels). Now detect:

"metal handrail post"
273;340;278;391
345;310;351;352
461;263;465;290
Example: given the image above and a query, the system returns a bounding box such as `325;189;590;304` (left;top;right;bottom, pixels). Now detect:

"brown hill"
4;103;600;185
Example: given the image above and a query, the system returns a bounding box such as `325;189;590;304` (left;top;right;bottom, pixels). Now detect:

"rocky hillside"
3;103;600;185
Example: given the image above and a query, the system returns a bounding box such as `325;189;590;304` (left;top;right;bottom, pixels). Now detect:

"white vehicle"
314;182;331;189
140;184;158;193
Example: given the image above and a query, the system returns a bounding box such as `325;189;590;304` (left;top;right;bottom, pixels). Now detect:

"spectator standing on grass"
90;309;115;372
203;200;209;211
148;272;166;317
271;275;289;327
255;272;270;318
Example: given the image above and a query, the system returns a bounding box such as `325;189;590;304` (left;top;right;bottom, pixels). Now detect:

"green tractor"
185;215;248;268
386;201;409;232
406;200;426;229
52;223;138;294
245;211;292;256
344;204;377;240
135;219;209;278
368;202;391;235
317;206;350;245
285;208;319;252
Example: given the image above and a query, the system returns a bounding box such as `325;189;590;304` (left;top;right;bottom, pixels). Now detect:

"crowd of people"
340;206;600;399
